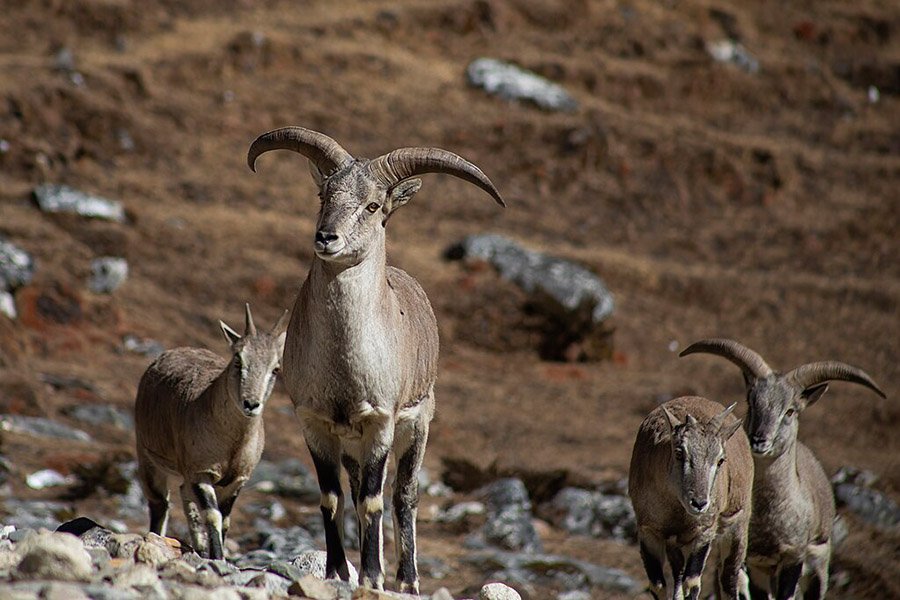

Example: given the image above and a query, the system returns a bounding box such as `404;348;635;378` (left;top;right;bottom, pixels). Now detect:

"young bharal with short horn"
680;338;886;600
629;396;754;600
248;126;504;592
135;304;288;559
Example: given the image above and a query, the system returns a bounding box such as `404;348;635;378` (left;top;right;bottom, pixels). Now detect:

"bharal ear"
220;321;242;346
308;160;325;187
800;383;828;410
384;178;422;218
271;309;290;356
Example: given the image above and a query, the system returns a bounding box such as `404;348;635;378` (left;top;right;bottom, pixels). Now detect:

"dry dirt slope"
0;0;898;597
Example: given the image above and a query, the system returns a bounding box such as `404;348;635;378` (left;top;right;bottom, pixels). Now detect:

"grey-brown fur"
134;304;288;559
680;339;886;600
629;396;753;600
247;126;503;592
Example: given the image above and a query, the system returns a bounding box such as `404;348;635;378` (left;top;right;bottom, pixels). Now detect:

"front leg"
193;481;225;560
775;562;803;600
392;418;429;594
718;532;749;600
638;534;667;600
666;543;687;600
683;543;710;600
217;482;245;545
306;426;350;581
358;423;393;590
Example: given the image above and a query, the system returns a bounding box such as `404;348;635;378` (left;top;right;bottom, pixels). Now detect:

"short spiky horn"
367;147;505;206
708;402;737;432
244;303;257;336
679;339;773;379
247;126;353;176
787;362;886;398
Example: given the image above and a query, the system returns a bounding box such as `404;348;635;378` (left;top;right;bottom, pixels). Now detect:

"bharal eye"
272;367;280;376
785;408;795;418
366;202;380;213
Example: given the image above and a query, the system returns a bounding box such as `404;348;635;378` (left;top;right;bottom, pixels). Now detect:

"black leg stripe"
776;563;803;600
685;543;710;580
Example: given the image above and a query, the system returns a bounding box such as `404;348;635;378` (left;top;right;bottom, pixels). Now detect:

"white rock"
479;582;521;600
13;530;93;582
25;469;74;490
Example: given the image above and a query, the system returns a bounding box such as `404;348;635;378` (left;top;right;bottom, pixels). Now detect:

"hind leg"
137;457;170;536
180;482;207;556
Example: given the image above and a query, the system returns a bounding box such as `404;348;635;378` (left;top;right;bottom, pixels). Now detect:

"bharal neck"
308;235;388;322
753;442;800;494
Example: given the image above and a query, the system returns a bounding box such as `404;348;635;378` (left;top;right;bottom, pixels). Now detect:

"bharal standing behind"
247;126;504;592
680;339;885;600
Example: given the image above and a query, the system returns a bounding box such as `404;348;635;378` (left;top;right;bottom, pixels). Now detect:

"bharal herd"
132;126;886;600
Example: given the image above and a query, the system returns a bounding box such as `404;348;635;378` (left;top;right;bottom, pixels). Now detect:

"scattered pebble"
706;39;760;73
26;469;75;490
88;257;128;294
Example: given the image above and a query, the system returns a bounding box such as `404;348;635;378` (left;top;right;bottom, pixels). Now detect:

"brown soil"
1;0;898;598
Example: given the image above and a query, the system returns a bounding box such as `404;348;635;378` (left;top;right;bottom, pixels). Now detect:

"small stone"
246;571;291;596
290;549;358;584
0;290;16;319
110;532;144;559
13;530;93;582
706;39;760;73
288;574;338;600
135;533;180;566
479;582;521;600
557;592;591;600
121;335;165;359
0;238;35;291
89;257;128;294
111;562;162;591
1;414;92;442
476;478;542;553
42;582;90;600
63;404;134;430
435;501;486;524
430;588;455;600
25;468;74;489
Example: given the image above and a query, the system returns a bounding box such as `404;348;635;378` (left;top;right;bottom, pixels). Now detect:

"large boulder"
13;530;93;582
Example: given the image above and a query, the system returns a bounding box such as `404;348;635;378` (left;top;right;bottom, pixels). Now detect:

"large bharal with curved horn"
679;338;885;600
248;126;505;206
248;126;503;593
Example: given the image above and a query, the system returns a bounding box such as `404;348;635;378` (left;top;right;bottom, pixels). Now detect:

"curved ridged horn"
787;362;886;398
679;339;773;379
708;402;737;432
247;126;353;176
244;303;257;337
367;147;505;206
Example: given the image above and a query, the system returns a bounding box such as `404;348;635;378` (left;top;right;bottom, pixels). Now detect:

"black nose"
315;230;338;245
750;436;769;449
690;498;708;511
243;400;260;412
